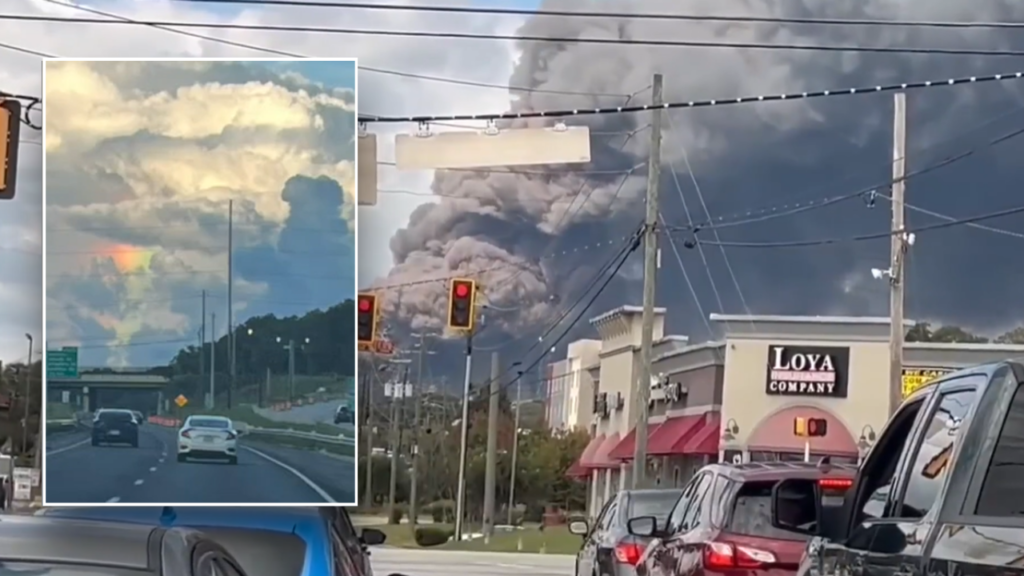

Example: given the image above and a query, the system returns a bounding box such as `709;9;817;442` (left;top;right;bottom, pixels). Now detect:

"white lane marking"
133;479;144;486
158;458;165;463
47;438;90;456
107;496;121;503
242;446;336;503
149;467;157;472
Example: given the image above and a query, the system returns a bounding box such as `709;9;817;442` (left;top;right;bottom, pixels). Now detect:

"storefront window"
748;451;857;465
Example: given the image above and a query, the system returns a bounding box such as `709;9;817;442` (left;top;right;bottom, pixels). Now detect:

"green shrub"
414;526;453;547
425;500;455;523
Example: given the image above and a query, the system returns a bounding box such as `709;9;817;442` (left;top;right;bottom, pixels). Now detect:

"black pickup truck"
770;360;1024;576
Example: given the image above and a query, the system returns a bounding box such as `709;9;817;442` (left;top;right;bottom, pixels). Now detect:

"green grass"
46;403;75;420
442;525;579;554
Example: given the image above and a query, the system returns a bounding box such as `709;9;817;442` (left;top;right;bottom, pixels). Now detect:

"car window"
626;491;683;527
327;513;363;576
976;380;1024;516
323;507;364;562
666;472;705;533
190;418;231;429
591;498;615;531
99;411;134;423
897;388;977;518
599;499;620;531
709;475;733;527
680;473;713;531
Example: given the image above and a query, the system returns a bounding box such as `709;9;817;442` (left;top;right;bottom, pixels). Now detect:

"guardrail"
45;418;78;434
146;416;354;455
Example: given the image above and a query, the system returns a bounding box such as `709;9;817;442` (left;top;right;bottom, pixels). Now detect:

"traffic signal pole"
454;331;474;543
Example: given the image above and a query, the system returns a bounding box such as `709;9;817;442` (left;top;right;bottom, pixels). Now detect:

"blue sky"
260;60;356;90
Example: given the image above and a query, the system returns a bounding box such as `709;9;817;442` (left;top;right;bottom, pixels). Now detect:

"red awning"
565;460;589;479
608;422;663;460
577;434;605;468
648;415;704;456
680;413;721;455
590;433;622;469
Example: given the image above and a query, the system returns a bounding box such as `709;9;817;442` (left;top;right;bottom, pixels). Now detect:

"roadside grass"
46;403;75;420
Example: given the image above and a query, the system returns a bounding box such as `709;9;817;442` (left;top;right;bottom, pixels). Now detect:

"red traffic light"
358;297;373;312
807;418;828;437
454;283;470;298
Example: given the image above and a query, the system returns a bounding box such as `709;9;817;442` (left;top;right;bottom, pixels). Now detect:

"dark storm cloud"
374;0;1024;347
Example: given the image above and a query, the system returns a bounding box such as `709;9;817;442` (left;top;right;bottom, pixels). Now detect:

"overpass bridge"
47;373;171;413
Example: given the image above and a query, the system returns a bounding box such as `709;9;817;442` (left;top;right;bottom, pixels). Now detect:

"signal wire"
170;0;1024;30
8;14;1024;60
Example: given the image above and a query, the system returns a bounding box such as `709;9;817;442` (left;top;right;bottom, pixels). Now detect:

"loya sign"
766;345;850;398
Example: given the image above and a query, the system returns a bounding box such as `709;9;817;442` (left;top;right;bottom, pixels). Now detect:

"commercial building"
568;307;1024;517
543;340;600;432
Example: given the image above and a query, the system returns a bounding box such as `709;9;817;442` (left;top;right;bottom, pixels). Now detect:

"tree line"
905;322;1024;344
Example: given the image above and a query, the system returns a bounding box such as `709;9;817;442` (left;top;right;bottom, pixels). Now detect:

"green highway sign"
47;347;79;379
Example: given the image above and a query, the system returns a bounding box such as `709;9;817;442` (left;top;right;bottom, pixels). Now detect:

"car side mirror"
627;516;658;538
568;520;589;536
770;478;822;536
361;527;386;546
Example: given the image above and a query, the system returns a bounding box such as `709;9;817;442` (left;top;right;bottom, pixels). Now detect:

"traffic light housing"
794;417;828;437
447;278;477;331
0;98;21;201
356;293;378;344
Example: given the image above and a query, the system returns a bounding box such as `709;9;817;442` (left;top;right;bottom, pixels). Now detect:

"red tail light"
614;543;646;565
819;478;853;489
181;429;192;439
703;542;777;569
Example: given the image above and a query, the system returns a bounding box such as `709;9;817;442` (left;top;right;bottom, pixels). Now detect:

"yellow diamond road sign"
175;394;188;408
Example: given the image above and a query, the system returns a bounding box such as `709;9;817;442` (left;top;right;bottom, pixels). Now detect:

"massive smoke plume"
372;0;1024;354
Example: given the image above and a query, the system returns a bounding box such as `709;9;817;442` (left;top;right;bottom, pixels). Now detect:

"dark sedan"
570;488;684;576
0;514;249;575
92;408;140;447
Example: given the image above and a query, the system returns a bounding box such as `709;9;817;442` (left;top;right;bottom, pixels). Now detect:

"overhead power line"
37;0;618;97
688;202;1024;249
358;70;1024;123
172;0;1024;30
7;14;1024;59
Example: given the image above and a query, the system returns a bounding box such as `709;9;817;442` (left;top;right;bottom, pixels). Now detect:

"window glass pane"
976;381;1024;516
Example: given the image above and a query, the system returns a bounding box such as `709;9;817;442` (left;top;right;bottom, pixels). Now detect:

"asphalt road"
370;548;574;576
43;425;356;505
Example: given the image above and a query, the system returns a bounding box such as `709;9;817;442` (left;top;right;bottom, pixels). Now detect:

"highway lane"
44;425;354;504
370;548;574;576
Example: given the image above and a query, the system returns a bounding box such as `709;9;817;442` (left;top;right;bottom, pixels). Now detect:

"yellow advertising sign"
902;368;954;398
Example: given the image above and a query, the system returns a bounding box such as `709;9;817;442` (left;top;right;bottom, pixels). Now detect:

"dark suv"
92;409;140;447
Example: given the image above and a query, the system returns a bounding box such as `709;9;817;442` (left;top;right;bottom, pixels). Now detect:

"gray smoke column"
376;0;1024;339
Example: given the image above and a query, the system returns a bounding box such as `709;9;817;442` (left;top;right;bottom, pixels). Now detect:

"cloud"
42;59;355;366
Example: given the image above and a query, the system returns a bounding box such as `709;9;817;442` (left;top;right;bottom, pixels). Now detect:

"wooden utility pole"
889;92;908;415
363;359;375;508
482;351;500;538
408;333;426;526
631;73;664;488
387;365;408;521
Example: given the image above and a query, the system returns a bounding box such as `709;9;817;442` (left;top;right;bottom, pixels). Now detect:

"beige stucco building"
565;306;1024;518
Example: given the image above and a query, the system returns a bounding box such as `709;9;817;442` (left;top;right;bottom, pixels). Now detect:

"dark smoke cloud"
373;0;1024;353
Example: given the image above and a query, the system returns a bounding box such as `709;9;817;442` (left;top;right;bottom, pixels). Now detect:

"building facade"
544;359;570;430
568;308;1024;518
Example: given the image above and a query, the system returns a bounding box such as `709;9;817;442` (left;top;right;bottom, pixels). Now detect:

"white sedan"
176;415;238;464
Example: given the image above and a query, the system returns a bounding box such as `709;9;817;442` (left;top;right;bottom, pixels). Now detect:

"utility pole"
209;313;216;409
453;332;474;542
363;358;375;508
482;351;500;539
387;365;408;522
631;73;664;489
889;92;908;415
227;199;235;409
23;334;32;460
200;290;206;384
287;339;296;404
409;332;426;526
507;373;522;525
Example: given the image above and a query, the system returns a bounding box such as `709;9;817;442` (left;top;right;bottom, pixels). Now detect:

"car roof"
705;461;859;482
39;506;324;531
0;515;156;569
187;414;231;421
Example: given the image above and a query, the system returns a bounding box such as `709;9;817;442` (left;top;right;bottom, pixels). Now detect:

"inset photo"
42;58;358;506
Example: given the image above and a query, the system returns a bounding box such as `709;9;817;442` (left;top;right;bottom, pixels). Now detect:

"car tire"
227;456;238;465
177;454;187;463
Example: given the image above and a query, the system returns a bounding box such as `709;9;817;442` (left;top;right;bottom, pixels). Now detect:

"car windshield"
627;491;682;526
189;418;230;429
98;412;134;423
728;480;850;541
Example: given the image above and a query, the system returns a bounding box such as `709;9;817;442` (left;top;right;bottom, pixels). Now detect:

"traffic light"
0;98;21;200
447;278;477;331
356;293;378;344
794;417;828;437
